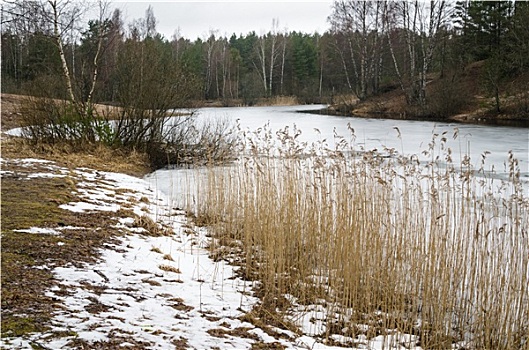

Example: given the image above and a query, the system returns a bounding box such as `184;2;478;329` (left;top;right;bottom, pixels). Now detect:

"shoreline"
3;93;528;133
305;105;529;128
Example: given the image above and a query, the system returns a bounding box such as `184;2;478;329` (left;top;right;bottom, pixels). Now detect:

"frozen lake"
146;105;528;205
195;105;527;173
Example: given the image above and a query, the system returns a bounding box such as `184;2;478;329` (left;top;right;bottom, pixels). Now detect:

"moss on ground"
1;175;75;229
1;174;71;337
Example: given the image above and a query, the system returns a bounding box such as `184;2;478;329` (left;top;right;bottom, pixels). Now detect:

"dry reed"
194;126;528;349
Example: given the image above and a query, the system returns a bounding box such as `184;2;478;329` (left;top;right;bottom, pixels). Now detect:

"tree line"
2;1;529;116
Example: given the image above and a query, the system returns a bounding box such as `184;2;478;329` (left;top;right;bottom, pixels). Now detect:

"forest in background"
2;1;529;120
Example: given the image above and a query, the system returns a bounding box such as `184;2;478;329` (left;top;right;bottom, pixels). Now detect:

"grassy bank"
0;158;146;338
1;94;154;338
196;128;529;349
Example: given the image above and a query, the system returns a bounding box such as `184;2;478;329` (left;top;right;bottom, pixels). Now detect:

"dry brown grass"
1;136;150;177
132;215;174;236
1;93;26;131
158;264;181;273
254;96;299;107
163;253;174;261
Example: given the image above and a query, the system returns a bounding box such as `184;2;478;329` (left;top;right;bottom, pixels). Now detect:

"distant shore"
309;104;529;128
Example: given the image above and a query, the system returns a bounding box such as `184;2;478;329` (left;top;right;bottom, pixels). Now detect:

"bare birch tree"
279;29;288;95
268;18;279;95
252;20;282;97
254;32;268;95
418;1;450;104
385;1;451;106
329;0;386;99
331;33;354;93
84;1;111;110
4;0;110;109
45;0;83;103
204;31;218;99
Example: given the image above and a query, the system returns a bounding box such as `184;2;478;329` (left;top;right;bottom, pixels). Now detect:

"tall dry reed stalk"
193;125;528;349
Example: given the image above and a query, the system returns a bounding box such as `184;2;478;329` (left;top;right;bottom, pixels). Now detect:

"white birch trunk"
256;36;268;94
86;1;109;110
268;38;275;96
280;34;286;95
49;0;76;103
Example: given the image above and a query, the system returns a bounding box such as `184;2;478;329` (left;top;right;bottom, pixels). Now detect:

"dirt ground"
1;94;25;131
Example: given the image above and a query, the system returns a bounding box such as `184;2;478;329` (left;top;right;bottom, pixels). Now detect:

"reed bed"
193;126;528;349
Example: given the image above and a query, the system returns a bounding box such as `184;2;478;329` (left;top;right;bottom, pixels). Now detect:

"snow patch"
13;227;61;235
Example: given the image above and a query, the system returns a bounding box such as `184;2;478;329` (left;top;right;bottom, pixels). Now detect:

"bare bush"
427;74;471;118
146;115;239;169
19;96;99;145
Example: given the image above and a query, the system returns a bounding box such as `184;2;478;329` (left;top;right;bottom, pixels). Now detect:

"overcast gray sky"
112;1;334;40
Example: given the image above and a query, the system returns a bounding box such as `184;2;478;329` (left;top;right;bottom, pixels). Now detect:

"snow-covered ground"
1;158;425;349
